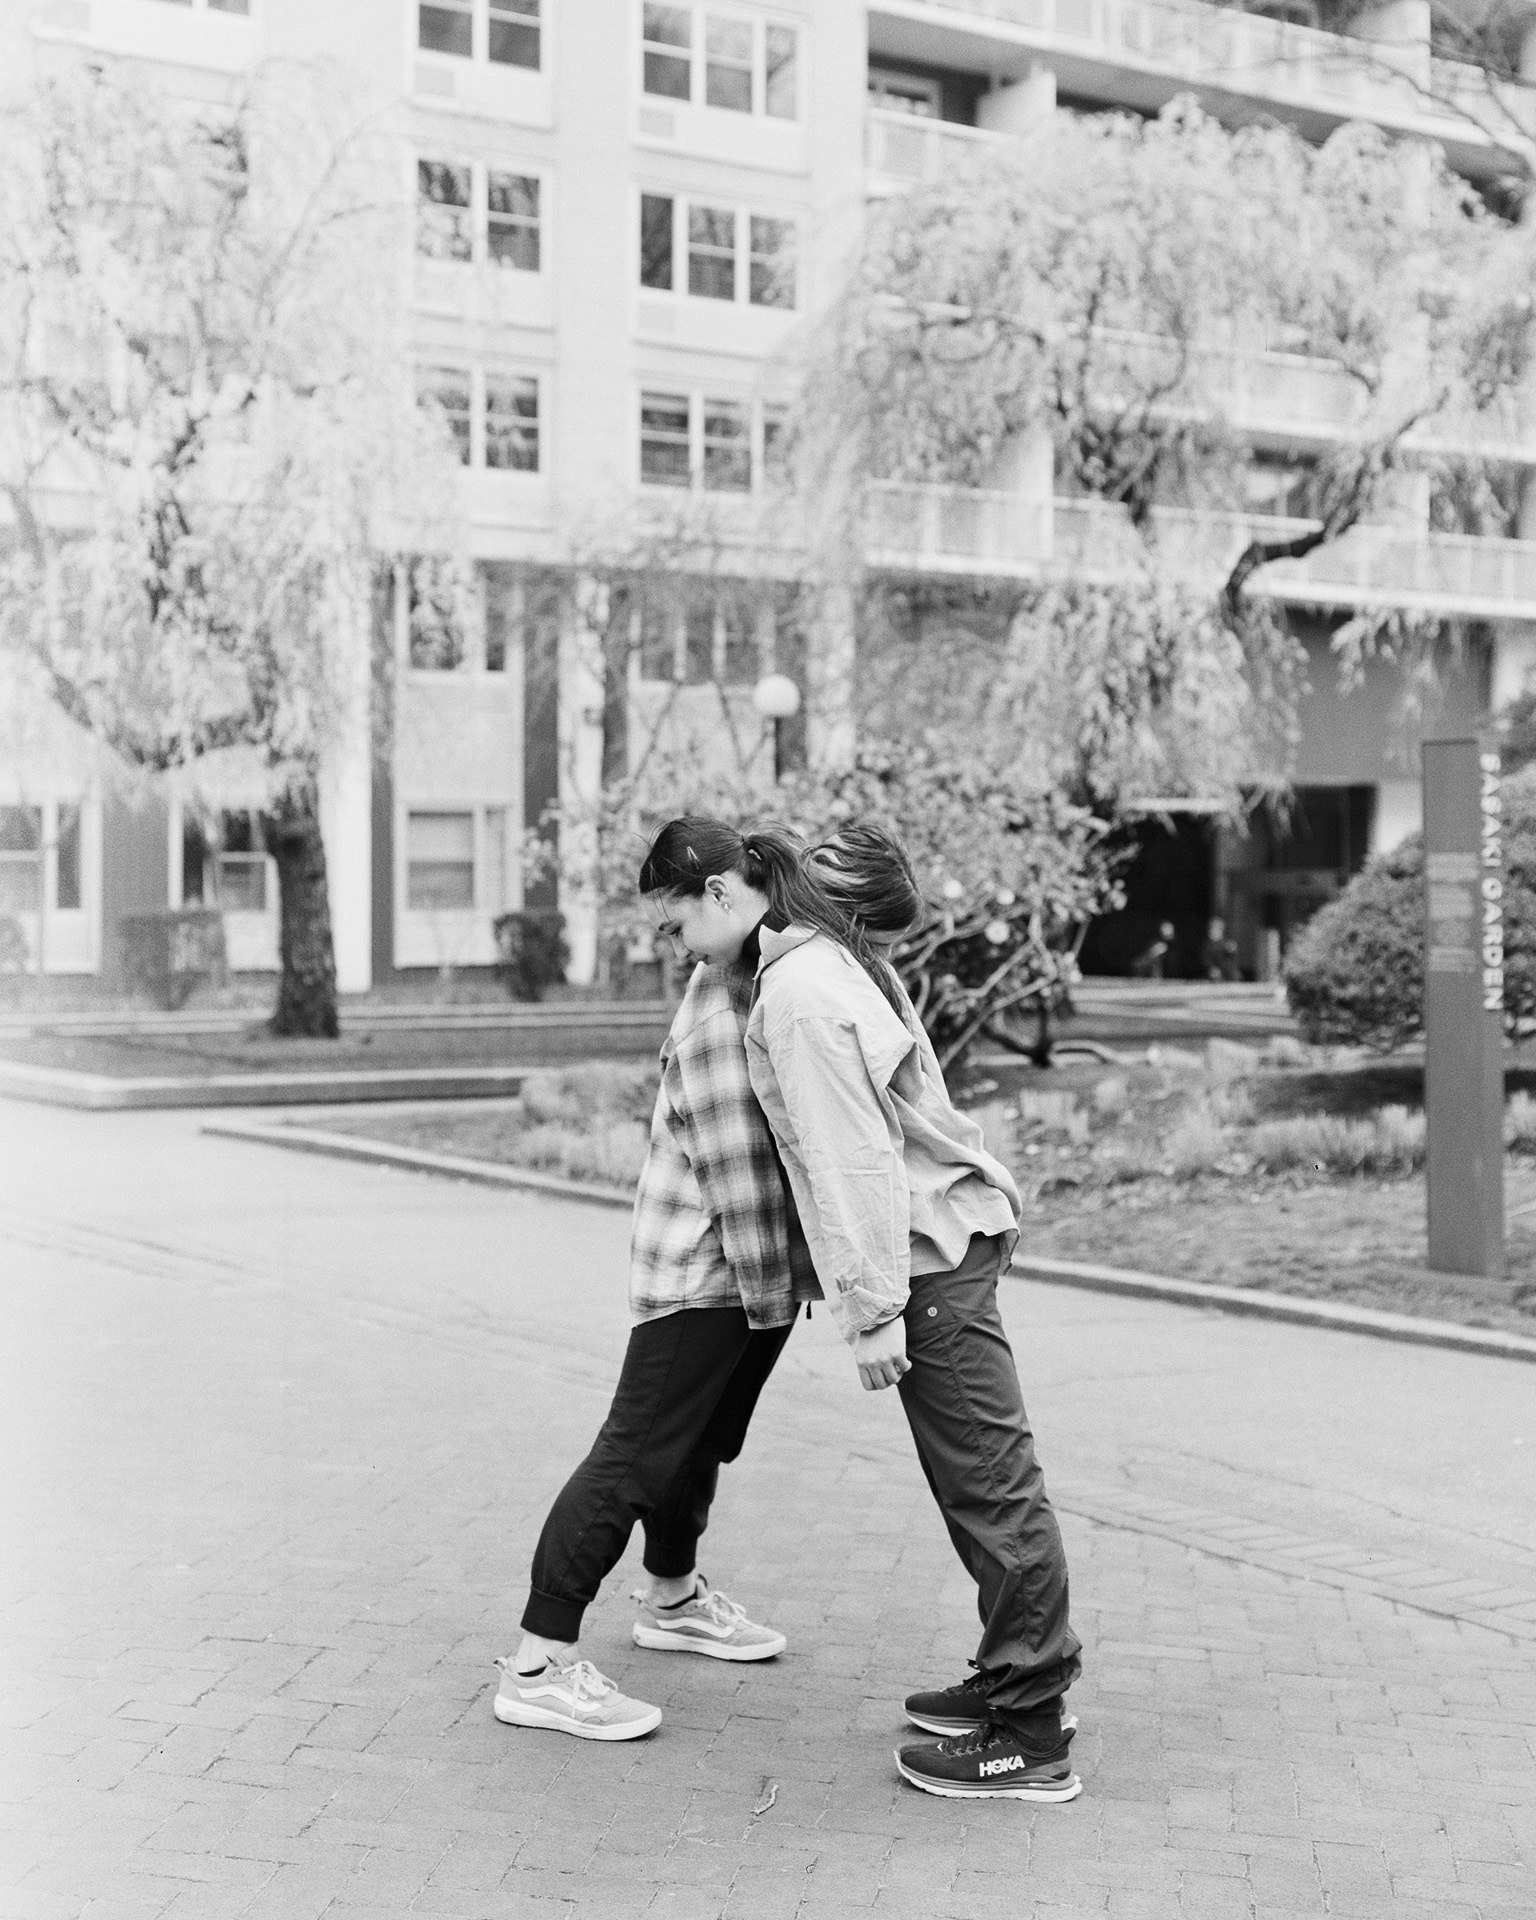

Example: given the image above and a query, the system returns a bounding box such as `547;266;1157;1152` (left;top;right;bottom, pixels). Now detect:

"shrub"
1247;1105;1425;1176
493;909;568;1002
1284;766;1536;1050
517;1119;649;1186
1207;1083;1255;1128
1205;1038;1261;1084
1167;1102;1227;1178
1016;1089;1088;1140
1091;1073;1131;1119
520;1062;657;1128
1506;1091;1536;1151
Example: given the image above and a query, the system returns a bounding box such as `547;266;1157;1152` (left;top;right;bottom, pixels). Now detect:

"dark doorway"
1079;815;1213;979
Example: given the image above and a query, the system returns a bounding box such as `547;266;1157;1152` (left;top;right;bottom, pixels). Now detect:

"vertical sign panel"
1423;738;1505;1277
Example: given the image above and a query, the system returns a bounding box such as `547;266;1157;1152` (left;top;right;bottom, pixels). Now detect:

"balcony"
1051;496;1536;617
30;0;257;74
870;0;1536;175
866;480;1050;573
1090;330;1536;455
864;108;1010;188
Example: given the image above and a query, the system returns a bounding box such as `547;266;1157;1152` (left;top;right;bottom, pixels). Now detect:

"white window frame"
415;363;544;478
636;190;797;309
635;586;770;686
401;802;516;916
638;3;800;120
637;391;783;493
867;67;942;118
416;155;549;276
417;0;543;69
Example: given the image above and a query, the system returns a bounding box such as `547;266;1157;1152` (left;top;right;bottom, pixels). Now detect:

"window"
420;0;541;67
643;3;692;98
705;13;752;110
639;587;762;684
641;194;795;308
407;812;476;910
419;0;472;57
417;366;472;464
688;205;736;300
489;0;539;66
641;7;798;120
56;804;81;911
408;560;467;671
641;391;691;486
0;806;41;914
417;161;473;261
749;216;793;308
868;68;941;117
765;24;796;117
640;193;674;289
703;398;750;491
488;171;540;271
485;374;539;471
215;812;268;912
762;402;788;472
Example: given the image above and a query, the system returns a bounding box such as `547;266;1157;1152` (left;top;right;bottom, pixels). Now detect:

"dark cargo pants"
897;1234;1082;1726
522;1307;793;1644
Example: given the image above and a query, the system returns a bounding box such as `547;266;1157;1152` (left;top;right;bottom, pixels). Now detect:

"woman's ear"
705;873;731;909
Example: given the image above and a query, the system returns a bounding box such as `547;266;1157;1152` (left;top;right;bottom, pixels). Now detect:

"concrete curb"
1012;1254;1536;1363
201;1119;635;1208
0;1061;534;1112
202;1117;1536;1363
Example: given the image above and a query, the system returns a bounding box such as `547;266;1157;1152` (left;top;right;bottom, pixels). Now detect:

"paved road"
1;1099;1533;1920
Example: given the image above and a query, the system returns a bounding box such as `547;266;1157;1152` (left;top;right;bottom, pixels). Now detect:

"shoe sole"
894;1751;1083;1802
493;1696;661;1741
632;1624;786;1662
906;1711;1079;1738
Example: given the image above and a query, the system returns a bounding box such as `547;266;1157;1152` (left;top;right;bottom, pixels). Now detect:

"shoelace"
696;1587;748;1630
939;1722;1002;1758
496;1655;616;1705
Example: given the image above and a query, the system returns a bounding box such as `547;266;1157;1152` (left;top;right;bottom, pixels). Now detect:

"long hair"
807;821;924;939
638;815;905;1014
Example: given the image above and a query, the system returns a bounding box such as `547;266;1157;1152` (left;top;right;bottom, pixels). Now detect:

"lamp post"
751;672;801;782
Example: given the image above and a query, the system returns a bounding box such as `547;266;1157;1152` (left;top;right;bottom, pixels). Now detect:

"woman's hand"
854;1317;911;1392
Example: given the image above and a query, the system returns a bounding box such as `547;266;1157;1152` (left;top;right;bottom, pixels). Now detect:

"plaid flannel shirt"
630;959;820;1329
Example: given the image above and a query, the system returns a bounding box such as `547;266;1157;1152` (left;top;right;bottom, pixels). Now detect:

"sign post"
1422;737;1505;1277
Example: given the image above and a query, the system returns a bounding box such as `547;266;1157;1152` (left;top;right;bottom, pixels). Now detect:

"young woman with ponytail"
638;814;1084;1804
493;817;820;1744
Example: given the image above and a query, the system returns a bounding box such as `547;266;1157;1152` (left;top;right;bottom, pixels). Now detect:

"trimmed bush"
1247;1105;1425;1176
493;909;568;1002
519;1062;657;1128
1284;768;1536;1050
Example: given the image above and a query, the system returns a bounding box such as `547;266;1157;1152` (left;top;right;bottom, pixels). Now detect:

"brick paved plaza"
1;1097;1534;1920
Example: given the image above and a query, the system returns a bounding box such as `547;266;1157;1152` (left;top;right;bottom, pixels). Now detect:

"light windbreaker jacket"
630;958;819;1329
745;926;1021;1347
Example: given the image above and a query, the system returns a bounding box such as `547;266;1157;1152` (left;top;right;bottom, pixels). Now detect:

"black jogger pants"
897;1234;1083;1726
521;1306;793;1643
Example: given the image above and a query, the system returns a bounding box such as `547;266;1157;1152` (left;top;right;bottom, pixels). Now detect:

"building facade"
5;0;1536;988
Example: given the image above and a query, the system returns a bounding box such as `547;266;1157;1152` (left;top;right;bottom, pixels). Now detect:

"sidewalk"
2;1098;1533;1920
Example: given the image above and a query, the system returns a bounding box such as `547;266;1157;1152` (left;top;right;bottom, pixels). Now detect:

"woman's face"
646;878;749;969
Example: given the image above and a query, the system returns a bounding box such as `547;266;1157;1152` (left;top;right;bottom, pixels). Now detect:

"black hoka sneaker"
895;1722;1082;1802
905;1667;1078;1740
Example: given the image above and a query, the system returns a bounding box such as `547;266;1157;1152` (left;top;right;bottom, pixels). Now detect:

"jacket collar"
756;923;818;975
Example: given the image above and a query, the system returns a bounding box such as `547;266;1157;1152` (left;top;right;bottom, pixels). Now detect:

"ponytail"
638;815;906;1017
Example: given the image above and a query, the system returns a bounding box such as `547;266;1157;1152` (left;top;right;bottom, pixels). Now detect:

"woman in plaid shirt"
494;820;834;1744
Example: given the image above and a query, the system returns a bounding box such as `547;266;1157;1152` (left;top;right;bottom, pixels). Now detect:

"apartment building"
5;0;1536;988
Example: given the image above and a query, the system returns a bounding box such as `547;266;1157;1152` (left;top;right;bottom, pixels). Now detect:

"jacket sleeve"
671;1012;781;1300
763;1010;911;1344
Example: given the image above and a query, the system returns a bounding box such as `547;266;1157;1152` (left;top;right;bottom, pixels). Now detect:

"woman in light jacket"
639;816;1084;1804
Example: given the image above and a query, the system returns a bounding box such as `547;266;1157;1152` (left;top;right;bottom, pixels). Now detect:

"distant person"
1199;915;1239;982
1130;920;1176;979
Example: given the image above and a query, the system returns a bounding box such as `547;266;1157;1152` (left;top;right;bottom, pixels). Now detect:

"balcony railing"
864;108;1009;185
867;480;1049;572
899;0;1535;151
1051;496;1536;615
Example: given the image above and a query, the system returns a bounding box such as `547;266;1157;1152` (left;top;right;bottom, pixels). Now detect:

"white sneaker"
492;1656;661;1740
631;1577;787;1662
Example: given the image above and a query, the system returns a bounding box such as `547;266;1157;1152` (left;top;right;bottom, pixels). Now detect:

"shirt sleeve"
671;1010;781;1301
764;1011;911;1343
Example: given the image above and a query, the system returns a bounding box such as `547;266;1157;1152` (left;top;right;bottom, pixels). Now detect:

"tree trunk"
262;775;340;1038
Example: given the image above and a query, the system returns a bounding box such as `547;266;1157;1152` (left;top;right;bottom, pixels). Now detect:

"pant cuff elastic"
641;1542;699;1580
520;1587;586;1643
